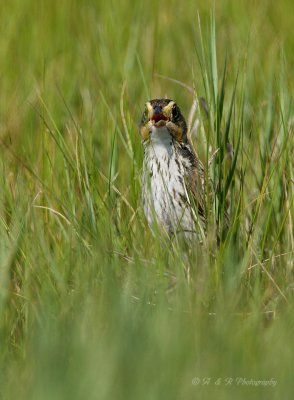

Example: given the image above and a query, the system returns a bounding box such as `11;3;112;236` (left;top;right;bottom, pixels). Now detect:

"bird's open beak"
150;107;169;127
151;113;168;123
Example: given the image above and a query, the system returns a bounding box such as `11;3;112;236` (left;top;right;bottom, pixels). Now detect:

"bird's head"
139;99;187;143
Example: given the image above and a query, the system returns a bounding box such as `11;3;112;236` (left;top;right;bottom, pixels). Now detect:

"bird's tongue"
152;113;167;123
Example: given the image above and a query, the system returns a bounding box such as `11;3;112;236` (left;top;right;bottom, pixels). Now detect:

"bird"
139;98;210;241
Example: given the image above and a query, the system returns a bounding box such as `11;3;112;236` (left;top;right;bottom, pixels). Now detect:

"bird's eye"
172;106;180;120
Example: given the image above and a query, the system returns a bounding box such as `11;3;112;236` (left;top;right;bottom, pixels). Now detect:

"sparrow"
139;98;209;240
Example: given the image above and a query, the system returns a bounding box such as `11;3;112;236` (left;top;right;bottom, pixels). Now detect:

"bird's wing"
179;142;212;225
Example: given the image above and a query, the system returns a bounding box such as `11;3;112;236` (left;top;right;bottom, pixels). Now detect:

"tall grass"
0;1;294;399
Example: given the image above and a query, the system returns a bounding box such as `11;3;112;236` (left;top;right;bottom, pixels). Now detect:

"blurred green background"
0;0;294;399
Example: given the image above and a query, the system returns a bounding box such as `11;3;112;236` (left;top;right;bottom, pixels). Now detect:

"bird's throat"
149;126;173;158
